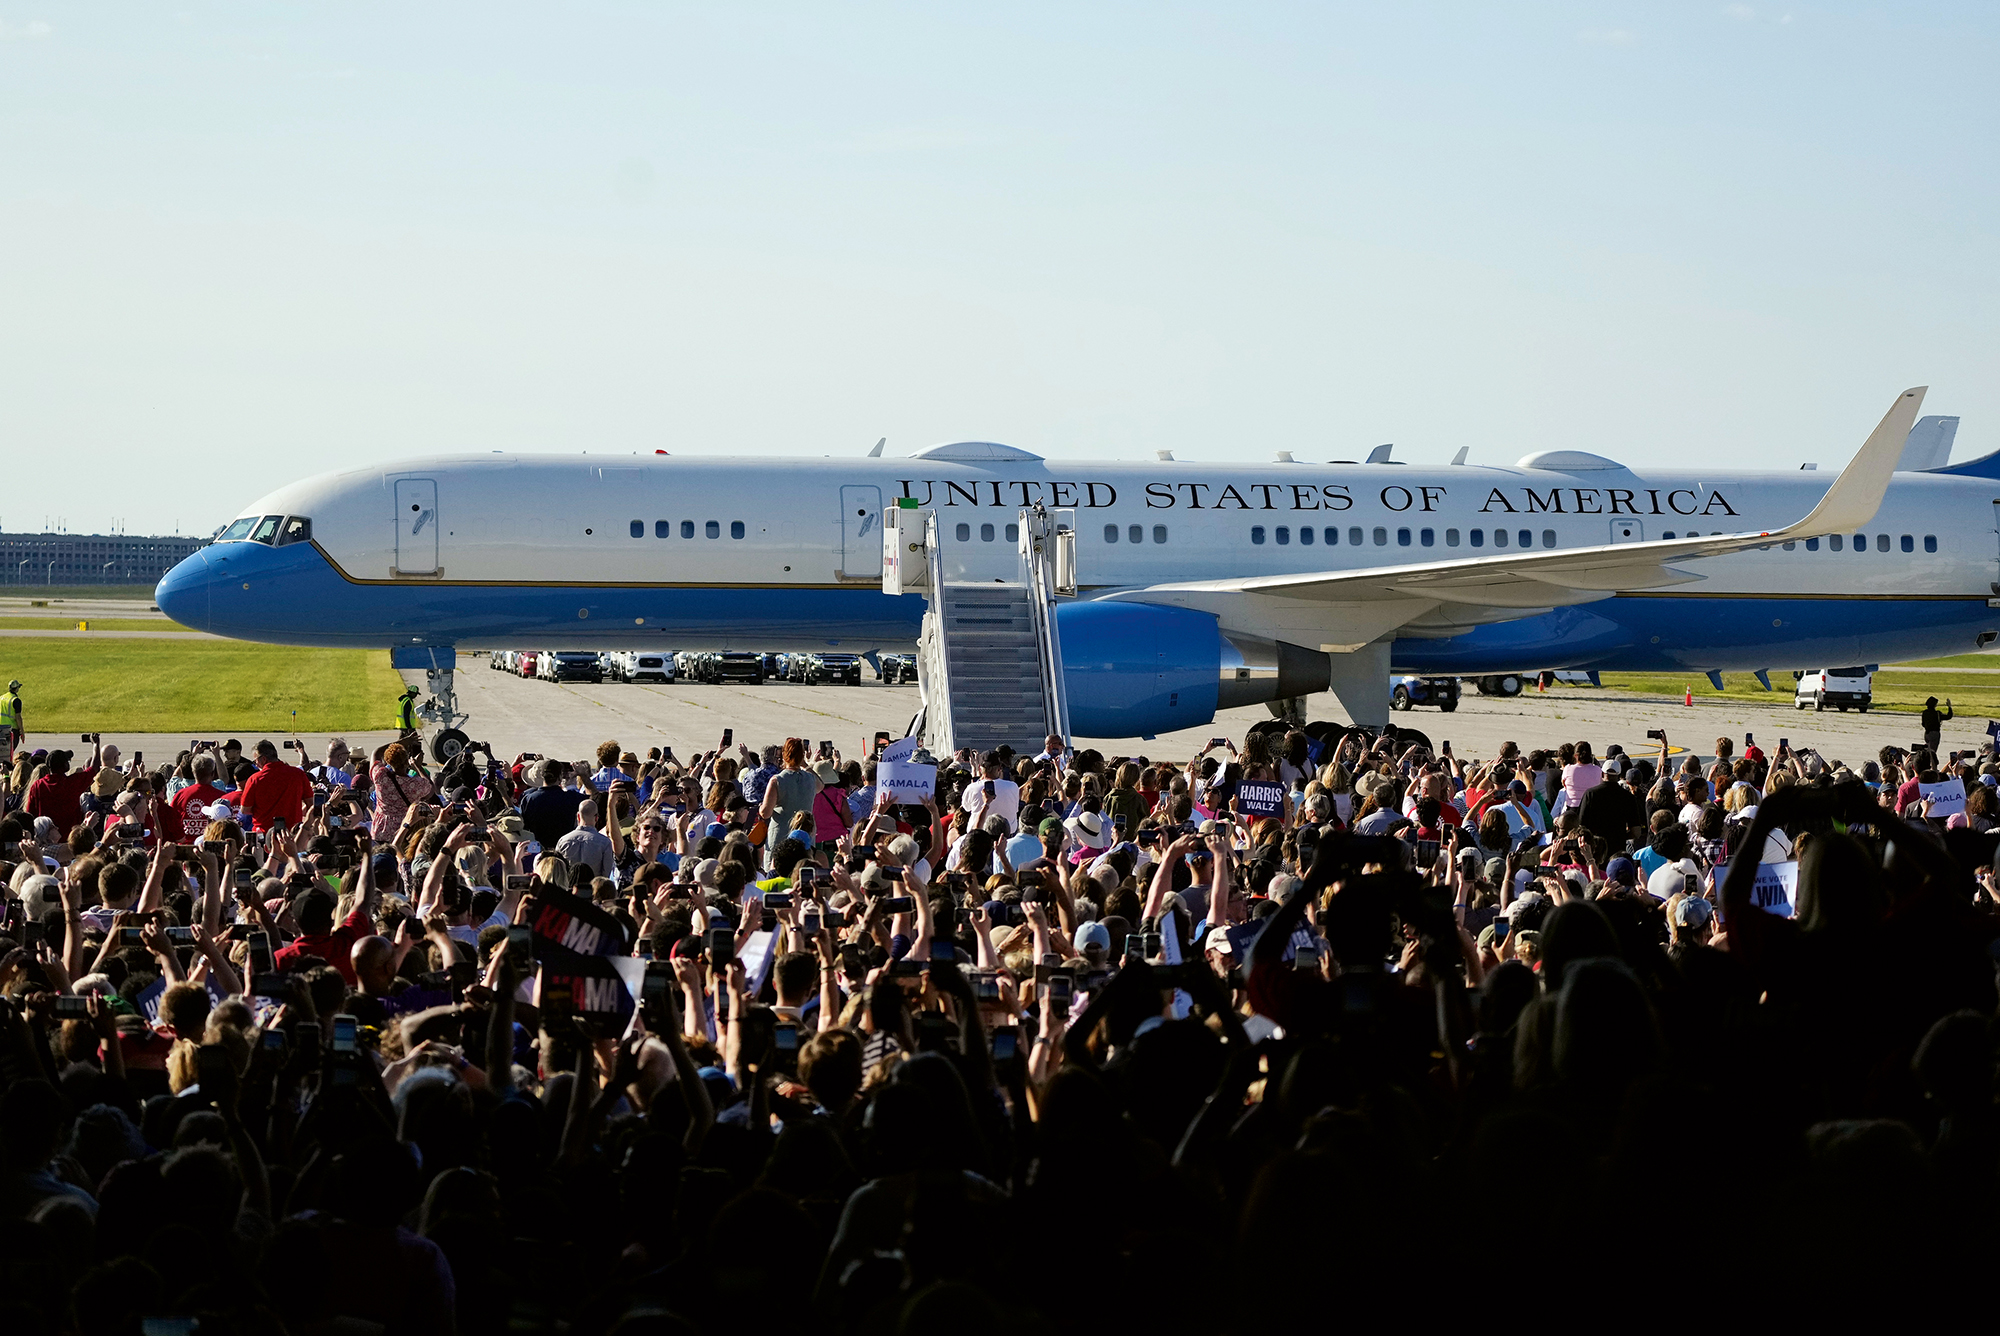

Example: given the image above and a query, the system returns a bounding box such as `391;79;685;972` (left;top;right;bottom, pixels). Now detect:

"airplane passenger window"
1518;530;1532;548
1127;524;1143;544
706;521;721;539
1900;535;1913;552
1877;534;1890;552
1276;527;1290;545
1493;529;1509;548
961;524;975;542
1420;528;1435;547
1007;524;1021;542
655;521;670;538
1348;527;1362;546
1782;541;1795;551
1152;525;1166;544
1251;527;1266;545
1396;528;1411;546
1805;537;1819;550
250;515;284;544
1470;529;1484;548
1299;526;1314;545
217;517;259;542
981;524;995;542
1853;533;1867;552
630;520;644;538
731;522;745;539
1829;534;1842;551
276;517;312;546
1542;530;1556;548
1924;535;1938;552
1445;529;1459;547
1373;527;1388;546
1663;531;1675;539
1325;527;1340;545
1103;524;1118;543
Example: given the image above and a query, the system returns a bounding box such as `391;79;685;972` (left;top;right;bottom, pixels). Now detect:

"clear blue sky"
2;3;1995;535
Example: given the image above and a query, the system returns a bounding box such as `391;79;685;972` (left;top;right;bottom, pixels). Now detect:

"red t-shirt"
239;760;314;833
26;766;97;838
169;783;226;842
274;903;370;985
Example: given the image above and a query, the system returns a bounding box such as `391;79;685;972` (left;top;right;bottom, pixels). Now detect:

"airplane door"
841;485;882;581
395;478;440;575
1610;519;1644;543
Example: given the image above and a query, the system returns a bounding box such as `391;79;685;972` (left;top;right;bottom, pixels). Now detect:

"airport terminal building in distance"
0;531;207;587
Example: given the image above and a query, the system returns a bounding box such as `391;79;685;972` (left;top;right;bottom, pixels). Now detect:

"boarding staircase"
883;501;1074;755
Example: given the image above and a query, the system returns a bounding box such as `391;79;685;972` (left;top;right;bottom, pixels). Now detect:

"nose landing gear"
417;668;471;763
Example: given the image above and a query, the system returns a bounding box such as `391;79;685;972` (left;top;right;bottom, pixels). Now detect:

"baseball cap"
6;679;18;690
202;801;235;820
1673;896;1715;930
704;822;729;840
1075;921;1111;956
1604;856;1638;887
1203;927;1234;954
1037;816;1064;838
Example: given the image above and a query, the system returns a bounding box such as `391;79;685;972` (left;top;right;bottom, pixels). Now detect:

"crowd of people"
2;711;1999;1331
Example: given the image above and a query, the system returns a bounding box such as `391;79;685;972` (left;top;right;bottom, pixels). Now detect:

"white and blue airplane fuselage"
153;390;2000;737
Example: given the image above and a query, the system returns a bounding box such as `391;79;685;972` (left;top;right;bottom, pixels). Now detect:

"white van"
1794;667;1872;712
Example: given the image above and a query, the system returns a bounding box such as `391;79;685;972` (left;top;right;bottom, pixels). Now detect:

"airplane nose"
155;550;211;632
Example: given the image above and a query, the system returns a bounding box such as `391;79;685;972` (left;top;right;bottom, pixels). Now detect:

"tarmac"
26;653;1993;775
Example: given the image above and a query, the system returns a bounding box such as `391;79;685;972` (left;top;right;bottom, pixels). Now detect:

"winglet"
867;437;886;457
1790;387;1926;536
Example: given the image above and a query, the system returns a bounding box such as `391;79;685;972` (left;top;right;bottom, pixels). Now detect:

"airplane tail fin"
1897;415;1959;472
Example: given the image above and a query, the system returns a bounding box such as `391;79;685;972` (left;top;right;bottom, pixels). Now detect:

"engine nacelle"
1057;601;1334;738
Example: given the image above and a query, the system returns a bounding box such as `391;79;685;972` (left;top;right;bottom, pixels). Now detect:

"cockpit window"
217;517;258;542
249;515;284;544
275;516;313;546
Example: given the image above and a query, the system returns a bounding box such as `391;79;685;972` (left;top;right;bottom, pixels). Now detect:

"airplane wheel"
1495;674;1522;696
431;728;470;764
1391;686;1411;711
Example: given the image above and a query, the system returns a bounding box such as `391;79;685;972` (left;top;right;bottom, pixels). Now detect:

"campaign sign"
534;956;644;1037
1728;859;1799;917
881;735;920;764
527;886;627;960
1237;781;1286;819
878;759;938;799
1919;777;1967;819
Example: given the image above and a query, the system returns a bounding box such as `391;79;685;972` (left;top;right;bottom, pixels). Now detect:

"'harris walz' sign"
896;479;1739;518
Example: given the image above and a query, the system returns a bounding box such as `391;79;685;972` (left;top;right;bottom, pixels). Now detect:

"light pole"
46;562;55;586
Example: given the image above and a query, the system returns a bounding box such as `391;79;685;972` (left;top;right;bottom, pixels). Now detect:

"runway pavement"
32;655;1995;776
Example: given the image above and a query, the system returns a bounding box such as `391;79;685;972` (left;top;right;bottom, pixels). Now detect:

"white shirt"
959;777;1022;835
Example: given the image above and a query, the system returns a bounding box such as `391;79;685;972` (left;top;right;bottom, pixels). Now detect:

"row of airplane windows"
625;515;1945;557
631;520;746;539
1236;525;1944;554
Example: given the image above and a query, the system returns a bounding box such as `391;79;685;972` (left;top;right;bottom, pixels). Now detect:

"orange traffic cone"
1684;686;1693;707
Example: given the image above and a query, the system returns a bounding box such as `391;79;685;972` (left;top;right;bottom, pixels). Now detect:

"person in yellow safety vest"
396;685;421;742
2;679;21;749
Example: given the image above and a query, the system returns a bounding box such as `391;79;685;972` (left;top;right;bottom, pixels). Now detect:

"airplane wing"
1108;387;1925;646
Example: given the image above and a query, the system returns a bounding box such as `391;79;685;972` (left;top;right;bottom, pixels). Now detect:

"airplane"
154;386;2000;753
